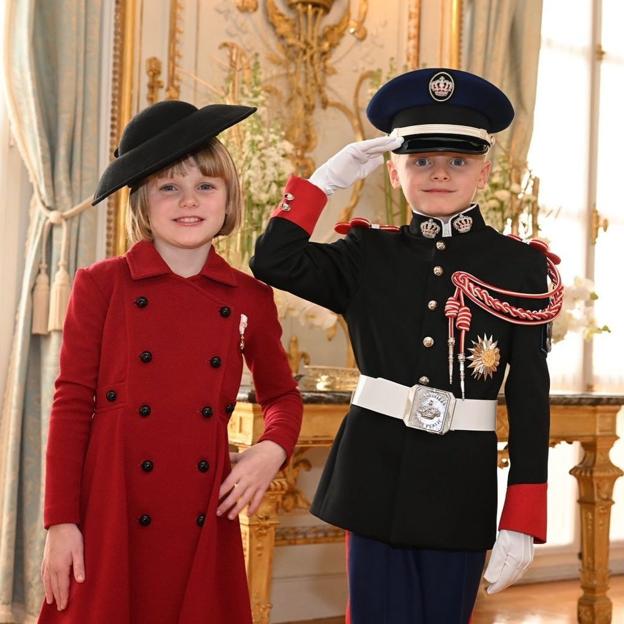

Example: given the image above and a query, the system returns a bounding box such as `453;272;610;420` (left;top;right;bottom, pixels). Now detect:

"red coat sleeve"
242;283;303;462
44;268;108;528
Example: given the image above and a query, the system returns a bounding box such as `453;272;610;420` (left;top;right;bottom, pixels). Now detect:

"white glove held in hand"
308;135;404;195
483;529;534;594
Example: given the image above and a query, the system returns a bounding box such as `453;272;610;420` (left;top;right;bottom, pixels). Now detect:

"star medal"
467;335;500;380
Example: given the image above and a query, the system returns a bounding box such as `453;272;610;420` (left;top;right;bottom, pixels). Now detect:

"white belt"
351;375;497;435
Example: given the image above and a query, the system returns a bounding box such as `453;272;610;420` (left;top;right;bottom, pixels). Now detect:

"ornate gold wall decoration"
591;205;609;245
165;0;183;100
407;0;422;67
236;0;260;11
278;448;312;512
265;0;367;176
146;57;164;104
286;335;311;375
348;0;368;40
449;0;463;69
107;0;137;257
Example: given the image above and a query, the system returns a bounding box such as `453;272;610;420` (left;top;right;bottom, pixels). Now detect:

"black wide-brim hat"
92;100;256;205
367;68;514;154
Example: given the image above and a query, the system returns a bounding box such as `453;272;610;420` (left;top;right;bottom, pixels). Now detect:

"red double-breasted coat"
39;240;302;624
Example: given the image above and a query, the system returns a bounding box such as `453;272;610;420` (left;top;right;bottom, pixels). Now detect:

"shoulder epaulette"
506;234;561;265
334;217;401;235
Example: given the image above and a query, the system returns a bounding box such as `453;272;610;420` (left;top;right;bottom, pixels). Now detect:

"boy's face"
146;162;227;250
386;151;491;217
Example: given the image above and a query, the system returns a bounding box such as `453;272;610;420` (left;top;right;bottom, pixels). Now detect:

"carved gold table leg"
570;436;623;624
239;476;288;624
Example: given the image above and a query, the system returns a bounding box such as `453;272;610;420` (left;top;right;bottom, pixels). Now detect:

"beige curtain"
0;1;103;622
462;0;544;167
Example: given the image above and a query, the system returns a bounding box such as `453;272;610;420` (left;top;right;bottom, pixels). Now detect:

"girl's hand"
41;523;85;610
217;440;287;519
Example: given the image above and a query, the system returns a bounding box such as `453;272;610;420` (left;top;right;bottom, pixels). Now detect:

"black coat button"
196;514;206;527
197;460;210;473
139;404;151;417
201;406;213;418
139;351;152;363
135;296;149;308
139;514;151;526
225;403;235;414
106;390;117;402
141;460;154;472
210;356;221;368
219;306;231;318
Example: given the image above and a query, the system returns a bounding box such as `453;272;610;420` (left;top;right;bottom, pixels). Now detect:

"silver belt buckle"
404;385;456;435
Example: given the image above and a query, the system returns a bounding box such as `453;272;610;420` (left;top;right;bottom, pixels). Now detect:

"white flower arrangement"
476;151;545;236
216;55;293;267
215;56;337;333
551;276;610;343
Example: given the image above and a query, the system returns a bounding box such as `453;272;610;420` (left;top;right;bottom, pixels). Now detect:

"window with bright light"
503;0;624;550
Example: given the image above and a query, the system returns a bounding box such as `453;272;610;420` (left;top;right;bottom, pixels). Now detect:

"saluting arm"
250;136;403;314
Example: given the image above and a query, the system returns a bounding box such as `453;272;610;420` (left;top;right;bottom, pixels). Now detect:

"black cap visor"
393;133;490;155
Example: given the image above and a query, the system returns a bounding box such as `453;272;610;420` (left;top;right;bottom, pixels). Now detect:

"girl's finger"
218;468;241;500
57;568;70;610
42;566;54;604
247;489;266;516
229;452;241;463
217;482;248;517
227;488;254;520
73;547;85;583
51;571;63;610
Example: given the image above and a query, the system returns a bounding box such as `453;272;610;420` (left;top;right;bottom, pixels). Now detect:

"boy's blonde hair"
127;137;241;245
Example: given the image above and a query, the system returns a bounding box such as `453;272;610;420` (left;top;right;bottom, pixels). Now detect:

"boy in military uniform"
251;68;561;623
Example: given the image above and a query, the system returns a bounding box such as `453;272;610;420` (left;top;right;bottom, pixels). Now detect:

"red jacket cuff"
271;176;328;236
499;483;548;543
44;505;80;530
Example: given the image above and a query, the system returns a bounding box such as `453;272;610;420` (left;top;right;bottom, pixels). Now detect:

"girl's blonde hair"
127;137;241;245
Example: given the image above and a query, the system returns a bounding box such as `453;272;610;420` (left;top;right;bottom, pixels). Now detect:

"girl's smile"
145;161;229;276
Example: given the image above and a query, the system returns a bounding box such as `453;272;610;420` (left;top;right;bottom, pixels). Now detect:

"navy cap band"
393;104;490;131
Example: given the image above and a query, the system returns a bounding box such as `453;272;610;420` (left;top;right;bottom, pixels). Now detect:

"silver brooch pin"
421;219;441;239
452;214;473;234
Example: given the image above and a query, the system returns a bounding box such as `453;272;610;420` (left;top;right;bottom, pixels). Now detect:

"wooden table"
228;392;624;624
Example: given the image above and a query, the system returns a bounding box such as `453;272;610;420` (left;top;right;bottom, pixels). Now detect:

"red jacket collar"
125;240;238;286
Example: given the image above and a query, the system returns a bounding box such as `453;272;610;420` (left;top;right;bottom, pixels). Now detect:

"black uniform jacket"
251;176;550;551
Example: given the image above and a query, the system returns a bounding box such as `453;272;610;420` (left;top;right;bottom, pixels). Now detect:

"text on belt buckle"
404;385;456;434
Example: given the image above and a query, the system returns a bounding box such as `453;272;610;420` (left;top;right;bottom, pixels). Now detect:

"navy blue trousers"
347;533;486;624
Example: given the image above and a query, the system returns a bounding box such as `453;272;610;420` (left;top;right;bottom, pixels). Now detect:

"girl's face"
387;151;491;217
146;162;227;250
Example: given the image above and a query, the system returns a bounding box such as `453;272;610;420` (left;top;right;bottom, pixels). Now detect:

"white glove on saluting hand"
308;135;404;196
483;529;534;594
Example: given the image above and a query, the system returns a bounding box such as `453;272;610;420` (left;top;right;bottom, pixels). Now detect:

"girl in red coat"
38;101;303;624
